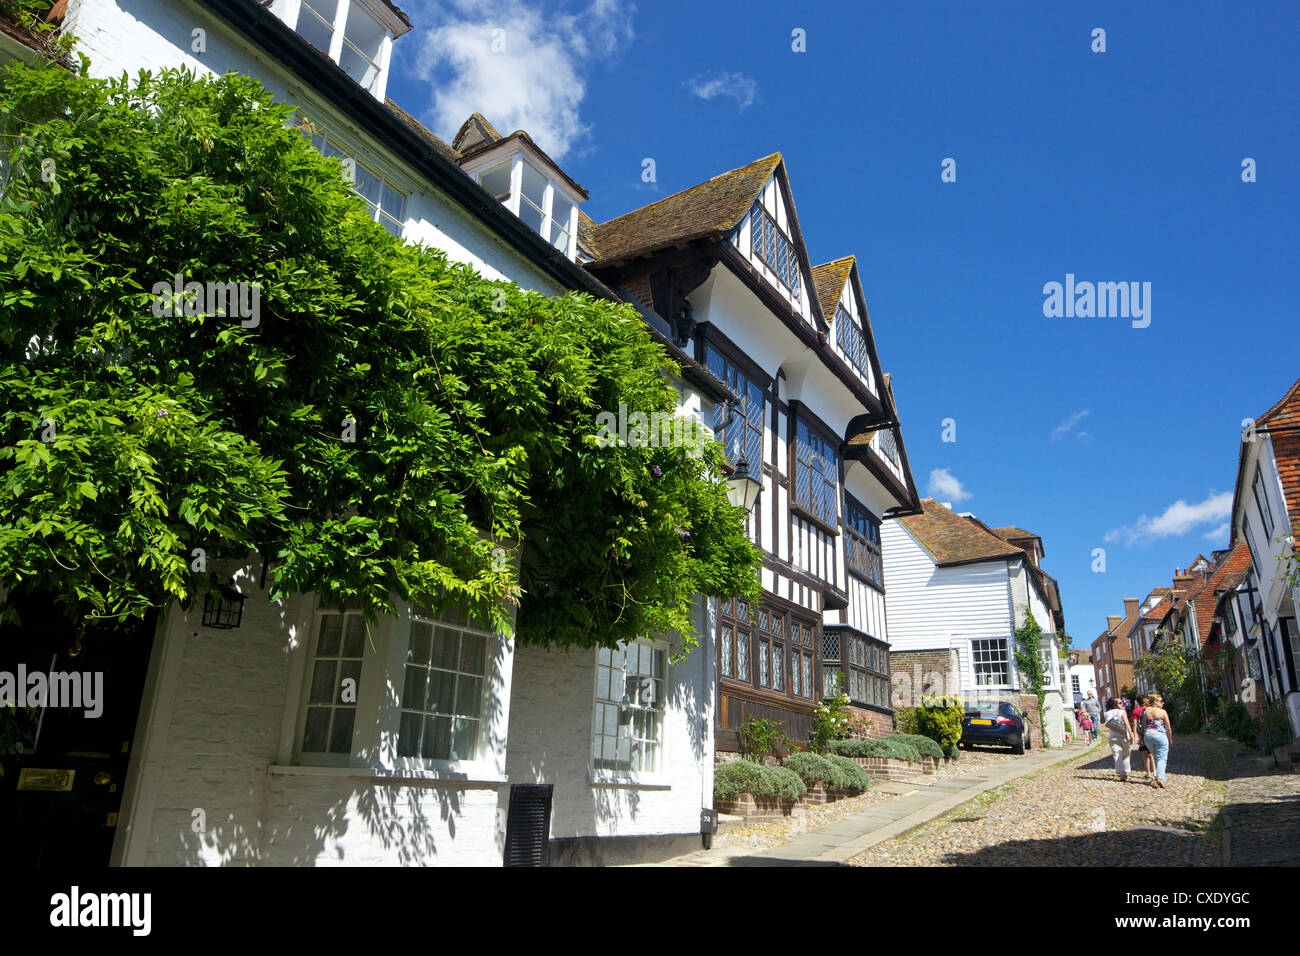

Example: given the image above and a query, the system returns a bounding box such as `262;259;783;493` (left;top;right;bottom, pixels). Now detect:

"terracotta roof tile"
1190;543;1253;645
1258;376;1300;524
898;498;1026;566
588;153;782;266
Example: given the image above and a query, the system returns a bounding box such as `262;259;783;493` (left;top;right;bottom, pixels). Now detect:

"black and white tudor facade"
585;153;922;752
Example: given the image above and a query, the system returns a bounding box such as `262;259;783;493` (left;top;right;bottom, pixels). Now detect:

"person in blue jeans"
1142;693;1173;789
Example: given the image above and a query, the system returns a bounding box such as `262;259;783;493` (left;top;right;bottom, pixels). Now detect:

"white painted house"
2;0;740;866
1228;377;1300;736
882;499;1068;747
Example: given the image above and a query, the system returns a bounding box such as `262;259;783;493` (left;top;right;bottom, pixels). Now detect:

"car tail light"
995;716;1016;726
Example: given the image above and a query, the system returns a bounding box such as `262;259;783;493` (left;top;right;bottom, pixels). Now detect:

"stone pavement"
648;738;1099;867
1220;747;1300;866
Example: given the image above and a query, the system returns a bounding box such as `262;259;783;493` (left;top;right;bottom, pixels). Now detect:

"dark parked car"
960;700;1032;754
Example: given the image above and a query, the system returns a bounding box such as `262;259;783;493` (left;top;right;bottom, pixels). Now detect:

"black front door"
0;608;156;866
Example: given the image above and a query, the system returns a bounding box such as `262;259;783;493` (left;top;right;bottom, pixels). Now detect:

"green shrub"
737;716;788;763
828;737;922;763
714;760;806;804
892;705;921;736
915;696;964;754
810;688;852;753
826;755;871;794
1216;701;1257;748
784;751;842;789
885;732;944;760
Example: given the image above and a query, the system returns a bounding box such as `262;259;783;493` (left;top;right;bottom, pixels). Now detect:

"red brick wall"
1019;693;1044;748
889;649;960;707
845;706;893;738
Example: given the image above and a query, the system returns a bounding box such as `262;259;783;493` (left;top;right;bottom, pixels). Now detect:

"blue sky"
388;1;1300;647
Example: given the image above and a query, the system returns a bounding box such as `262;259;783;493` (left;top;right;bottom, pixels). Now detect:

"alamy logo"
0;666;103;718
595;404;708;458
1042;274;1151;328
50;886;151;936
151;273;261;328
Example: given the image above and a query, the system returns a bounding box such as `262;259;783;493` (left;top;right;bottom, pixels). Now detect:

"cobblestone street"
642;735;1300;867
849;735;1231;866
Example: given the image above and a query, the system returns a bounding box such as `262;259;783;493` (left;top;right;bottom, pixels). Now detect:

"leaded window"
719;597;754;684
794;419;838;526
750;203;801;299
835;306;871;380
844;496;883;587
706;345;765;469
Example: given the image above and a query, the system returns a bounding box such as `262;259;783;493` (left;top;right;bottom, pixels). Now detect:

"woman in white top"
1103;696;1137;782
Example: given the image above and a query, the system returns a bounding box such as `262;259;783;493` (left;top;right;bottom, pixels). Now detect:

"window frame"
590;639;669;777
791;412;840;531
1253;469;1275;538
289;0;392;97
392;606;494;767
295;607;371;766
749;203;801;300
298;113;409;237
704;340;767;472
844;494;883;589
971;637;1012;688
821;627;890;709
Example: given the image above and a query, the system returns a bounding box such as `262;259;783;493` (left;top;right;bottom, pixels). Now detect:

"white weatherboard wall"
65;0;564;295
881;521;1013;670
503;600;713;846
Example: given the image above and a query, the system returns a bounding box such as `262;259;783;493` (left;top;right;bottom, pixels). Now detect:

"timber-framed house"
584;154;922;750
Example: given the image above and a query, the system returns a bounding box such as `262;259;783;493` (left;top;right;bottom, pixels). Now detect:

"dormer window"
273;0;395;100
750;203;801;300
467;152;581;259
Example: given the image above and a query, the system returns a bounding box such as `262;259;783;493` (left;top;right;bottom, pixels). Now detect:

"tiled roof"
811;257;854;322
1188;542;1253;645
451;112;502;152
384;99;460;162
1258;375;1300;525
991;526;1039;542
898;498;1027;566
588;153;782;266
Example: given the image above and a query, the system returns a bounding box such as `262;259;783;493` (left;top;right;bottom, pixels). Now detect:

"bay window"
285;0;392;98
470;153;581;259
844;495;883;588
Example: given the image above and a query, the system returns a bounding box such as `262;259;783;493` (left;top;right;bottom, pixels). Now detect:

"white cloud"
927;468;971;503
1106;492;1234;545
405;0;636;162
1204;522;1230;541
686;71;757;110
1050;409;1091;441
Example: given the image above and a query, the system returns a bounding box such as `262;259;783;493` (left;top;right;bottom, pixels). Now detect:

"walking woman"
1103;696;1137;781
1142;694;1174;789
